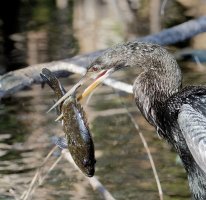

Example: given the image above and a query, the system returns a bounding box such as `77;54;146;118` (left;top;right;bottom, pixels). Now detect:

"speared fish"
40;68;96;177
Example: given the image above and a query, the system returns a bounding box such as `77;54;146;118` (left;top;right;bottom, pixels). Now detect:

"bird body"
53;41;206;199
85;42;206;199
159;86;206;199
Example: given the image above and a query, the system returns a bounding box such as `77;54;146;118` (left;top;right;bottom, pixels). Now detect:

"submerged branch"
62;149;116;200
1;16;206;98
139;16;206;45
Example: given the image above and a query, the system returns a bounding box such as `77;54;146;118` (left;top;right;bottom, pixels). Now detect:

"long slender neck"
132;49;182;127
91;42;182;126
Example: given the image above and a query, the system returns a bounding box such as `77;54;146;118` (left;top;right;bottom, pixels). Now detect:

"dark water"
0;0;78;74
1;1;206;200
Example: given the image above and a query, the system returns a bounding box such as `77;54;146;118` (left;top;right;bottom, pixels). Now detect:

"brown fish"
40;68;96;177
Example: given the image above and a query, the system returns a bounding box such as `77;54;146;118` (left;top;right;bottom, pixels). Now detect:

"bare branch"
140;16;206;45
1;16;206;98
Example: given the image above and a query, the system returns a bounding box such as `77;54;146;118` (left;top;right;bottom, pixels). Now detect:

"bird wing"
178;104;206;173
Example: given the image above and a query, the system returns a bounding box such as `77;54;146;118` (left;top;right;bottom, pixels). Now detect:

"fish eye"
83;159;91;167
83;158;92;167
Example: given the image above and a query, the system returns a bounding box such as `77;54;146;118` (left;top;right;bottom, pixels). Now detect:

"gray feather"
178;104;206;174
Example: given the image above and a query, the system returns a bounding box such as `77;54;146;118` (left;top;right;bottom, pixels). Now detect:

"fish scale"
40;68;96;177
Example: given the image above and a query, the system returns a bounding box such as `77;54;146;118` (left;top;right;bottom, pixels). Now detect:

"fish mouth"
86;168;95;177
87;173;94;177
48;68;114;112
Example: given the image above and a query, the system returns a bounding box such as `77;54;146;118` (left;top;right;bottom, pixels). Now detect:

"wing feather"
178;104;206;173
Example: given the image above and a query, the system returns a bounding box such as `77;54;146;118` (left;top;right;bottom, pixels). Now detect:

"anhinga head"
48;42;181;112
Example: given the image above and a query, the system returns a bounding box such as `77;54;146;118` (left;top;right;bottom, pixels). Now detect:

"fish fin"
54;137;68;149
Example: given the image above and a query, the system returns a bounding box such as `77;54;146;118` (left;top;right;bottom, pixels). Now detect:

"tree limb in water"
139;16;206;45
1;16;206;98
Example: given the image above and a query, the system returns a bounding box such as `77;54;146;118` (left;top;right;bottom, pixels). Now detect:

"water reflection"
0;0;78;74
0;0;26;73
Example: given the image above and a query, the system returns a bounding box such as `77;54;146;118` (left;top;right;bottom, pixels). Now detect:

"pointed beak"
47;68;114;112
78;68;114;101
47;74;89;112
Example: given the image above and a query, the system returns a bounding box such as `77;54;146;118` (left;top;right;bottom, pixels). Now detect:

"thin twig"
38;155;63;185
41;145;58;167
19;145;116;200
115;91;163;200
24;155;63;200
9;189;21;200
88;177;116;200
22;171;39;200
128;112;163;200
21;146;58;200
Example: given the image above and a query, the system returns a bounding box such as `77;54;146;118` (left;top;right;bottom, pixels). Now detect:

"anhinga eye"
92;66;98;71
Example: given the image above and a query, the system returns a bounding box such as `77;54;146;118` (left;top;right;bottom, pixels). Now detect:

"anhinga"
49;42;206;199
